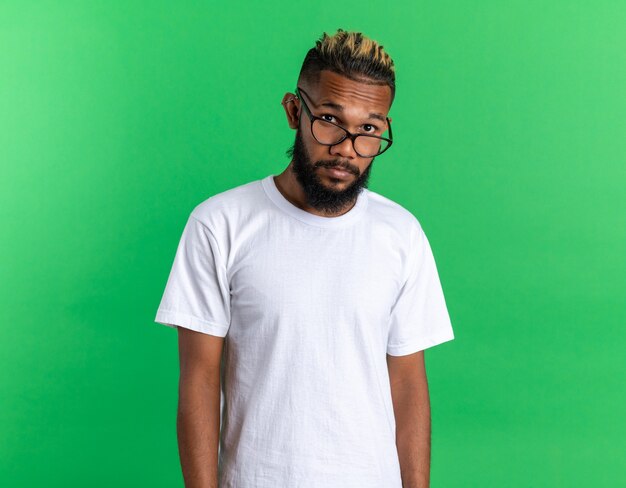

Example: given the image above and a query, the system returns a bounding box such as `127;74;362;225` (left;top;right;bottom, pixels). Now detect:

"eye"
321;114;337;123
362;124;378;133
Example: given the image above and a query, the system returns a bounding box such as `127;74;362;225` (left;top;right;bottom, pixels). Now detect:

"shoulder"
364;188;425;240
188;178;265;230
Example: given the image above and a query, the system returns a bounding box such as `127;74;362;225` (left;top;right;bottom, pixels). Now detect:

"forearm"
177;376;222;488
391;382;431;488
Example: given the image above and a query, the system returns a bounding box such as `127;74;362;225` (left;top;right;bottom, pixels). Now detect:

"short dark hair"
297;28;396;107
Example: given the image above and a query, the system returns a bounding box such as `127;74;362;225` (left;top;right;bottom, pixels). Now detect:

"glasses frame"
294;86;393;158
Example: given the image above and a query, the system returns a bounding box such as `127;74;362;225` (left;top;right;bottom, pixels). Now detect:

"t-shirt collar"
261;174;368;228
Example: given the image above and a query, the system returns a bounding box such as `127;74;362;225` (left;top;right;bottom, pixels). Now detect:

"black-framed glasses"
294;86;393;158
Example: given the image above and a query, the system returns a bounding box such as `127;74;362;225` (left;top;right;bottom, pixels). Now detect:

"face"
284;70;392;214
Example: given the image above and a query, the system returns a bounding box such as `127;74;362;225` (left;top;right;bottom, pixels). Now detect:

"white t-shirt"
155;174;454;488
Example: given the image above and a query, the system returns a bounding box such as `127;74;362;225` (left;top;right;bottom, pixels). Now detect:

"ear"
281;93;300;130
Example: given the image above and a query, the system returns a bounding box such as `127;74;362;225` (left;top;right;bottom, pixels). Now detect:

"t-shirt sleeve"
154;213;231;337
386;222;454;356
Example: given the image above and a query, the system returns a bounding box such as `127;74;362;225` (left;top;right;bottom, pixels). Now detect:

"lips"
324;166;353;179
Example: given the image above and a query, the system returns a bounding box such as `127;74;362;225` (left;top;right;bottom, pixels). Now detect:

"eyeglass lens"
312;119;390;157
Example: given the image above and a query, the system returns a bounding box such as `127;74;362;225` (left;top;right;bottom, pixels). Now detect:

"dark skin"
176;328;223;488
175;69;431;488
277;69;392;216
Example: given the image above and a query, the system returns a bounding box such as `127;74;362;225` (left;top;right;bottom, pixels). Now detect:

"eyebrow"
318;101;387;123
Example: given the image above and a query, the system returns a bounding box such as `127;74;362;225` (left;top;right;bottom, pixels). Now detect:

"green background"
1;1;624;486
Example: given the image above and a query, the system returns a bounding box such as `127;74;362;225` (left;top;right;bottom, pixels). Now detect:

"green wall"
1;1;624;486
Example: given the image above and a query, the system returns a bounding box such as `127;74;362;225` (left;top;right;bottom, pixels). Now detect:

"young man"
155;28;455;488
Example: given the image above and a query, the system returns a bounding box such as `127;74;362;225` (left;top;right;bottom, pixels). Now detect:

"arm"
387;350;431;488
177;327;225;488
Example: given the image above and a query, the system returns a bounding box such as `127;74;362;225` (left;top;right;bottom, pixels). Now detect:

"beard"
285;128;375;214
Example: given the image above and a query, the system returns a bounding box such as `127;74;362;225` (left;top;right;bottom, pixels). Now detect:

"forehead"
305;70;392;121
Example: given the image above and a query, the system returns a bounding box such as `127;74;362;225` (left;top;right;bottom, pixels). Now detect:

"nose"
329;136;357;160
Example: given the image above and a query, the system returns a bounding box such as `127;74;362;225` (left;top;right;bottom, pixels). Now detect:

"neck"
273;164;356;218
